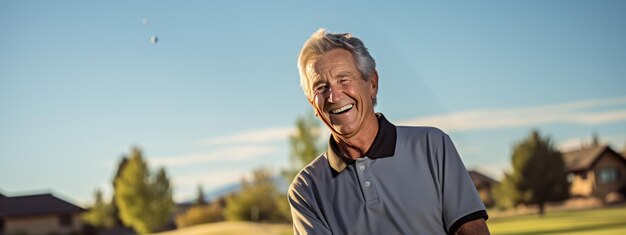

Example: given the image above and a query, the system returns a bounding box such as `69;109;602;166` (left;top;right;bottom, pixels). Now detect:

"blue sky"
1;1;626;205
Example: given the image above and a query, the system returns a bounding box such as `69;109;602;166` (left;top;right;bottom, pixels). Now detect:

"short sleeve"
439;133;488;235
288;176;332;235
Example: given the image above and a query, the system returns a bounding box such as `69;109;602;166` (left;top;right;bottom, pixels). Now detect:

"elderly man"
288;29;490;235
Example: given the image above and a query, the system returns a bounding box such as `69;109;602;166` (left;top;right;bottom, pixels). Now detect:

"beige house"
563;145;626;200
0;192;85;235
468;170;498;207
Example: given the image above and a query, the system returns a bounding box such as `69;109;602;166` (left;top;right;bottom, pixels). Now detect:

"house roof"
0;193;85;218
468;170;497;188
563;145;625;172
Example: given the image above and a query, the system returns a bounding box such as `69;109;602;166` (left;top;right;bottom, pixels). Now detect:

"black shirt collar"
327;113;397;175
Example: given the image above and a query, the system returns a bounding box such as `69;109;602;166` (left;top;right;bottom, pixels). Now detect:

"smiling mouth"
330;104;354;114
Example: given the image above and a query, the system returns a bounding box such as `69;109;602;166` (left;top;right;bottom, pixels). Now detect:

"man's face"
308;48;378;138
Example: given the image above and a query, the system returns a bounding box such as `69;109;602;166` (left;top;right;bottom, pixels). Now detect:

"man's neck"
333;115;379;160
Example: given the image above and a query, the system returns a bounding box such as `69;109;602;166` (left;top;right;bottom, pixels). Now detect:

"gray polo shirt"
288;114;487;235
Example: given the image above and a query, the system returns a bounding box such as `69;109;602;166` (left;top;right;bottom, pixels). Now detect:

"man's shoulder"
288;153;329;193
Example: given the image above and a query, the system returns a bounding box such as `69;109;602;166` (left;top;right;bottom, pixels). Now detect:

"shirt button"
359;165;365;171
365;181;371;187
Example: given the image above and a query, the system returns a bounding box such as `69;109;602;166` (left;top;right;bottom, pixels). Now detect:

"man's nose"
327;86;343;103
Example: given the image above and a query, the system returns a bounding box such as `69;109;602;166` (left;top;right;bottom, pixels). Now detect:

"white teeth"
331;104;353;114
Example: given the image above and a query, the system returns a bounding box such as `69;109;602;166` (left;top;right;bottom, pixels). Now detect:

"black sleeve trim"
447;210;488;235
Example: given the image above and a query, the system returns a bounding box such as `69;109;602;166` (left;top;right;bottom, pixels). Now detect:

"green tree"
81;188;115;228
492;173;520;210
111;156;128;227
284;113;322;181
114;147;174;234
494;130;569;215
150;167;175;230
224;168;291;222
195;184;206;206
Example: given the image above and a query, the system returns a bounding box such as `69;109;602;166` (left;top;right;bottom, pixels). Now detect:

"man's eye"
340;79;350;84
314;85;327;93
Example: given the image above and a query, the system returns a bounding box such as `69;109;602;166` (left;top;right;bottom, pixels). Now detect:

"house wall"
4;214;82;235
570;171;595;197
591;152;626;198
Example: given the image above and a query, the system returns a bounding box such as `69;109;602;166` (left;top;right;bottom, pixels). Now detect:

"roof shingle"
0;193;85;218
562;145;626;172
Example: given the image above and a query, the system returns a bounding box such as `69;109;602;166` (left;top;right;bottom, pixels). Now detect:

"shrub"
175;202;224;228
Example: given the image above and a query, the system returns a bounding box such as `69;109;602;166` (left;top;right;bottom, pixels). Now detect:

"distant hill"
177;176;289;206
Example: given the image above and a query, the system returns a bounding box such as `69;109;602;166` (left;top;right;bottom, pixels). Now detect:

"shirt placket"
356;157;379;204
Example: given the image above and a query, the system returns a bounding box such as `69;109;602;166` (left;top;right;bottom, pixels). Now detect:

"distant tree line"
175;168;291;228
82;145;295;233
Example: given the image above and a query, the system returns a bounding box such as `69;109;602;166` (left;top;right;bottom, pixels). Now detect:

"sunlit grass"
153;205;626;235
153;221;291;235
488;205;626;235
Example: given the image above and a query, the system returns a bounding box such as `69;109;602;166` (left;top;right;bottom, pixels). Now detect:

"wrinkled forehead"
307;49;356;78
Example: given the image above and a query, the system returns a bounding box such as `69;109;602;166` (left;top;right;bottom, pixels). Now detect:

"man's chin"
330;126;357;138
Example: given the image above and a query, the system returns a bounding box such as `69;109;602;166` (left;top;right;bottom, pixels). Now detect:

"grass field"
488;205;626;235
154;205;626;235
154;221;292;235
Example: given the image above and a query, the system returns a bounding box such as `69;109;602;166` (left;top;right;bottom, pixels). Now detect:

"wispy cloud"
398;96;626;132
148;127;297;169
150;145;277;167
199;127;295;145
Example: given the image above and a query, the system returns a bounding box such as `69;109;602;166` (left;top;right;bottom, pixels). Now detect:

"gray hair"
297;29;377;104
